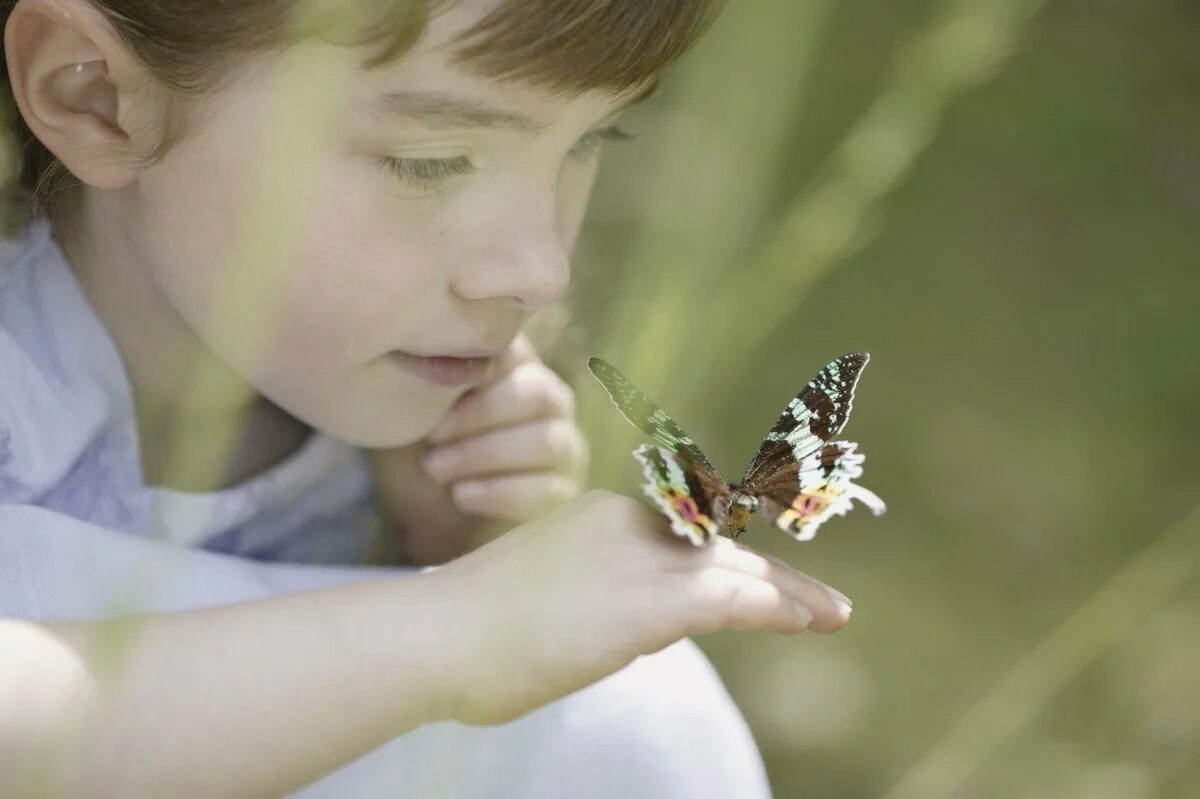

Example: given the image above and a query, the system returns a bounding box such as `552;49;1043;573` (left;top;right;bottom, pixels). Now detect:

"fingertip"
808;601;852;634
452;480;488;508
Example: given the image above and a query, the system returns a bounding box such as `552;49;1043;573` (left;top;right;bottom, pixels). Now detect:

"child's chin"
313;397;454;451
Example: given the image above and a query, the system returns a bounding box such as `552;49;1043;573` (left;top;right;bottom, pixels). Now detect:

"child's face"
119;0;648;447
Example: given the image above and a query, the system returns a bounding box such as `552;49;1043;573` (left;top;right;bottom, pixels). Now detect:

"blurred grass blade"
696;0;1046;399
588;0;835;484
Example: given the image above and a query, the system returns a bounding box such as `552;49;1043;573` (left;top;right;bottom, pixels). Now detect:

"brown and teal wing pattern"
739;352;871;491
587;356;719;475
740;353;885;540
757;441;886;541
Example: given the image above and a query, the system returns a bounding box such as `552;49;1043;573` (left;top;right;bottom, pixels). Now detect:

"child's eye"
569;126;637;159
377;155;477;192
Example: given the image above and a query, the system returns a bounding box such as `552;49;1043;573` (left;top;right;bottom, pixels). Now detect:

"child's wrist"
337;572;467;727
416;577;473;726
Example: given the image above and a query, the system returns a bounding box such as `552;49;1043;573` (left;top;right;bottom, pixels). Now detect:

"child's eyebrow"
366;78;660;133
368;92;549;132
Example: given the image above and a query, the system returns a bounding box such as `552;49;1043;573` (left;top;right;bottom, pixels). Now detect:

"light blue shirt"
0;216;392;620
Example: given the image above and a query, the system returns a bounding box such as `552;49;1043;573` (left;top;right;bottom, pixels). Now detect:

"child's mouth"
389;350;492;387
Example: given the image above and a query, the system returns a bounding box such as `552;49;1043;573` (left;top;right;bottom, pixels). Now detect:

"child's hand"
425;489;853;726
368;334;587;565
422;332;588;515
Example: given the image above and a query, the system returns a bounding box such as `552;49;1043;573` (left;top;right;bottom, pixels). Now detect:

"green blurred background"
559;0;1200;796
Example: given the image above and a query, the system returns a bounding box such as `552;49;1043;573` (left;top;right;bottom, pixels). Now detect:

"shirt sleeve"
0;504;423;620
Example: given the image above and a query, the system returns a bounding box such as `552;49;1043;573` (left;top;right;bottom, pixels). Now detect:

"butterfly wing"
757;441;886;541
587;356;719;474
740;353;884;540
740;352;870;487
632;444;728;546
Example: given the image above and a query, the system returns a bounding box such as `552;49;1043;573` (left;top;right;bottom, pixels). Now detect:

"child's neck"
53;191;314;492
134;391;315;492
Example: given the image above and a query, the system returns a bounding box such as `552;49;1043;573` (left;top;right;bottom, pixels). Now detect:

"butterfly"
587;352;886;546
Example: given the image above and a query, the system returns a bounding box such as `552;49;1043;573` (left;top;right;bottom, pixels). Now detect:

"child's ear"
4;0;171;190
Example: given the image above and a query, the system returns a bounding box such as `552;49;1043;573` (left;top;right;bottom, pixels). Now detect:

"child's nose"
451;214;570;310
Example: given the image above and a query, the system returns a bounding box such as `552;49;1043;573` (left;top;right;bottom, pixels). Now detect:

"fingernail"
826;586;853;608
833;598;853;620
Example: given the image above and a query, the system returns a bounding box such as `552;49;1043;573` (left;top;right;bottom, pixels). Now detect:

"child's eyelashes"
377;154;477;193
377;125;636;193
569;125;637;158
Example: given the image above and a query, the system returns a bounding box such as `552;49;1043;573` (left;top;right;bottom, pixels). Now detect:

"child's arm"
2;573;454;799
3;491;848;799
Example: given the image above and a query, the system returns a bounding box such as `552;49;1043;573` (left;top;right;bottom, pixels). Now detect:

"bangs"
450;0;722;94
356;0;723;95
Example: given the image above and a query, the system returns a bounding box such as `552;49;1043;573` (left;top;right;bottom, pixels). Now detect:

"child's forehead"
361;59;643;126
357;7;652;125
355;0;684;109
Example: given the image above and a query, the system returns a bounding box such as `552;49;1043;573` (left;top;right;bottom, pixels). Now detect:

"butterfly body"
721;491;758;539
588;353;885;546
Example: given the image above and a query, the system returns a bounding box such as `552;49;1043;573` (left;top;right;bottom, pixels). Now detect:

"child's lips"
390;350;493;387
